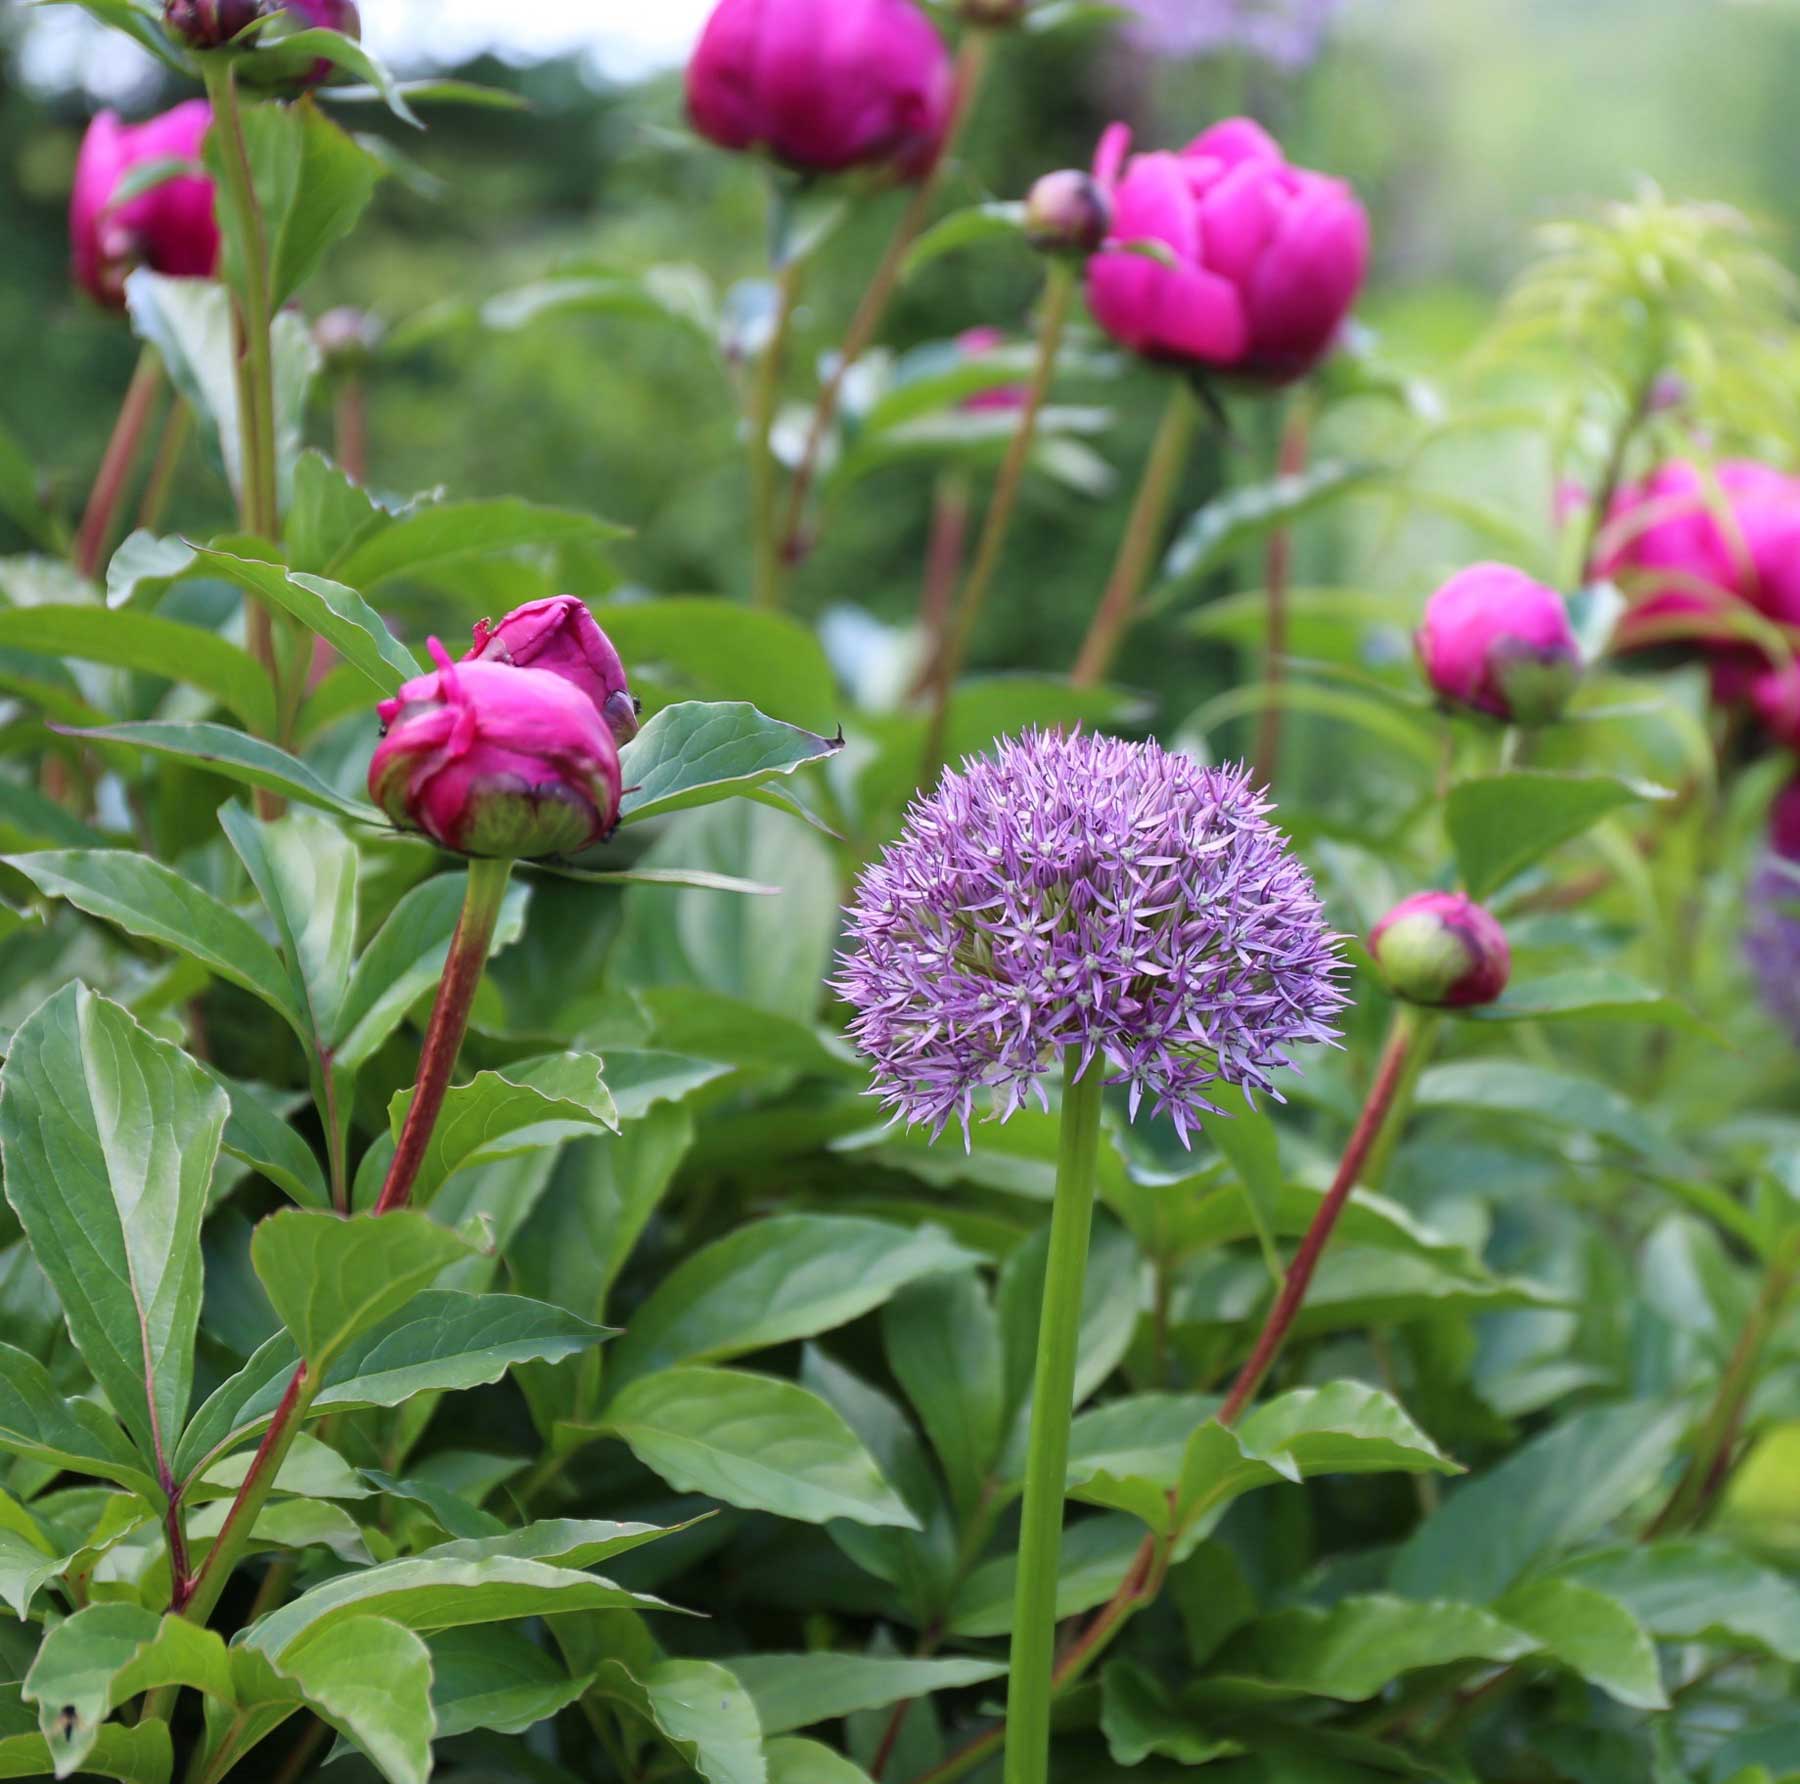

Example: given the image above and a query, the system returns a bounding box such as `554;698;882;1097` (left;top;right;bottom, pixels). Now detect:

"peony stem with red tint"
1253;393;1312;787
749;255;805;610
779;30;995;562
1070;379;1198;687
919;258;1077;782
73;347;162;582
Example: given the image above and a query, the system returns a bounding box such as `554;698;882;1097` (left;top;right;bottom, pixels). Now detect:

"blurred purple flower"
835;728;1346;1145
1118;0;1345;70
1746;781;1800;1047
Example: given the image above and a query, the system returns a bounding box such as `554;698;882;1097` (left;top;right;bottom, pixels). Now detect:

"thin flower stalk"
1252;393;1312;787
73;347;162;581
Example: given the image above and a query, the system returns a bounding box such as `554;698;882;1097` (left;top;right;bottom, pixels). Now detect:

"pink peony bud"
1370;891;1511;1009
686;0;955;181
463;596;639;746
163;0;265;46
70;103;219;310
281;0;358;33
1023;168;1112;255
1416;563;1582;725
370;644;623;858
1084;117;1368;384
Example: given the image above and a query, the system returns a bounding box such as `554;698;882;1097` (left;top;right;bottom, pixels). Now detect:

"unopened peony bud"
1024;169;1112;255
370;644;623;858
281;0;358;35
463;596;639;746
1416;563;1581;725
163;0;265;46
1370;891;1511;1009
312;305;383;373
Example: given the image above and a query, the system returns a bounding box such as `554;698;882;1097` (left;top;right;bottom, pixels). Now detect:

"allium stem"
748;256;804;611
375;855;514;1215
920;260;1077;784
1252;394;1311;788
778;30;994;562
74;346;162;582
1218;1008;1430;1424
1003;1052;1105;1784
1071;380;1198;687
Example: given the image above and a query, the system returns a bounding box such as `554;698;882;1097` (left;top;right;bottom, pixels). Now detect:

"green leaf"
0;1344;156;1496
330;498;624;591
0;1721;171;1784
62;722;382;824
422;1517;689;1571
1231;1594;1537;1699
244;1555;675;1660
256;27;422;125
0;986;224;1470
5;852;306;1036
23;1606;231;1778
1447;771;1666;898
1391;1403;1686;1603
1496;1577;1668;1710
285;453;387;578
722;1654;1007;1738
0;419;60;553
1200;1082;1284;1280
382;1056;618;1212
949;1512;1145;1638
605;1214;973;1390
882;1273;1004;1521
267;100;385;306
901;202;1027;280
765;1739;878;1784
104;530;203;611
617;702;844;826
428;1626;591;1739
211;1071;331;1210
250;1209;473;1371
0;604;274;733
185;546;417;693
1414;1060;1679;1163
277;1617;434;1784
1558;1540;1800;1663
1099;1660;1238;1768
587;1656;765;1784
176;1291;605;1482
602;1366;919;1529
1468;967;1707;1032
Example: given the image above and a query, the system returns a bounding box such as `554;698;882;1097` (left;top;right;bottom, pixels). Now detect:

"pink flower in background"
686;0;956;180
1416;563;1581;725
70;102;219;309
1085;117;1368;383
954;327;1028;414
1745;779;1800;1047
371;644;623;859
465;595;640;745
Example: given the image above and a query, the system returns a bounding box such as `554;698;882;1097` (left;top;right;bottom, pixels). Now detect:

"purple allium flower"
835;729;1347;1145
1119;0;1344;71
1745;780;1800;1047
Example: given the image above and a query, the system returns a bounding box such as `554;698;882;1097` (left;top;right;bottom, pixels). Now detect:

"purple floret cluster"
1119;0;1345;70
836;729;1347;1145
1745;857;1800;1047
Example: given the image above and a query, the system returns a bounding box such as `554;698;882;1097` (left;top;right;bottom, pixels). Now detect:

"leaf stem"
778;29;994;560
1070;380;1198;688
748;255;804;612
919;259;1077;784
376;856;513;1214
74;347;162;582
1003;1052;1104;1784
1251;394;1311;788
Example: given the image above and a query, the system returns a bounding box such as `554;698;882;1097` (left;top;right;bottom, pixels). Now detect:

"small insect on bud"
163;0;266;47
1023;169;1112;256
1369;892;1511;1010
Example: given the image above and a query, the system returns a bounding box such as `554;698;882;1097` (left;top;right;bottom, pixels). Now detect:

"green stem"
1572;370;1653;584
1003;1053;1105;1784
748;255;804;611
74;347;162;582
135;396;191;534
919;260;1077;784
1070;381;1198;688
778;29;994;560
1251;394;1311;789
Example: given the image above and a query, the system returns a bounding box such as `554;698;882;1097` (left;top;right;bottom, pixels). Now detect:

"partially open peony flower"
835;728;1346;1144
464;595;640;746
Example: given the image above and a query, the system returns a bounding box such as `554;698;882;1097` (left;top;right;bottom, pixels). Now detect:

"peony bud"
70;103;219;310
686;0;955;181
163;0;265;46
1416;563;1581;725
370;644;623;858
1369;891;1511;1009
463;596;639;746
280;0;359;34
1023;169;1112;256
312;305;383;373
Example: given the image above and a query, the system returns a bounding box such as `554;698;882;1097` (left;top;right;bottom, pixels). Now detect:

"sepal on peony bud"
1023;169;1112;256
163;0;265;46
1369;891;1511;1009
369;643;623;859
1416;563;1582;725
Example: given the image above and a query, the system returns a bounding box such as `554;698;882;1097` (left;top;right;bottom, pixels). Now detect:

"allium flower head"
836;729;1346;1145
1745;779;1800;1047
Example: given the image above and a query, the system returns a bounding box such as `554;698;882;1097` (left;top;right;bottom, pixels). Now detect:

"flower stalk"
1002;1052;1105;1784
748;256;805;611
919;258;1076;781
1252;393;1312;787
73;347;163;581
1071;379;1197;687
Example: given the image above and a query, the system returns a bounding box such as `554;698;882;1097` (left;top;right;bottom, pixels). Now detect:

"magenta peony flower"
1369;891;1511;1009
370;644;623;859
464;596;639;746
162;0;264;46
1084;116;1368;383
835;728;1346;1144
1745;780;1800;1047
686;0;956;181
70;103;219;310
1747;660;1800;751
1416;563;1582;725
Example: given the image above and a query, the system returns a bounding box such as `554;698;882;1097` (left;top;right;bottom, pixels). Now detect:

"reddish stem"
1252;399;1311;789
74;348;162;582
334;377;367;485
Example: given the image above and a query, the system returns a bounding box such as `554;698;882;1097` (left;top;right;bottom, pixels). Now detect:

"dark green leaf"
428;1626;591;1740
618;702;844;826
331;499;624;591
1447;771;1667;898
586;1656;764;1784
1496;1577;1667;1709
0;1344;155;1496
722;1653;1007;1738
901;203;1027;280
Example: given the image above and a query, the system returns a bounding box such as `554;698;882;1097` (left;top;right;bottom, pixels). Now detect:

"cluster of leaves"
0;3;1794;1783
